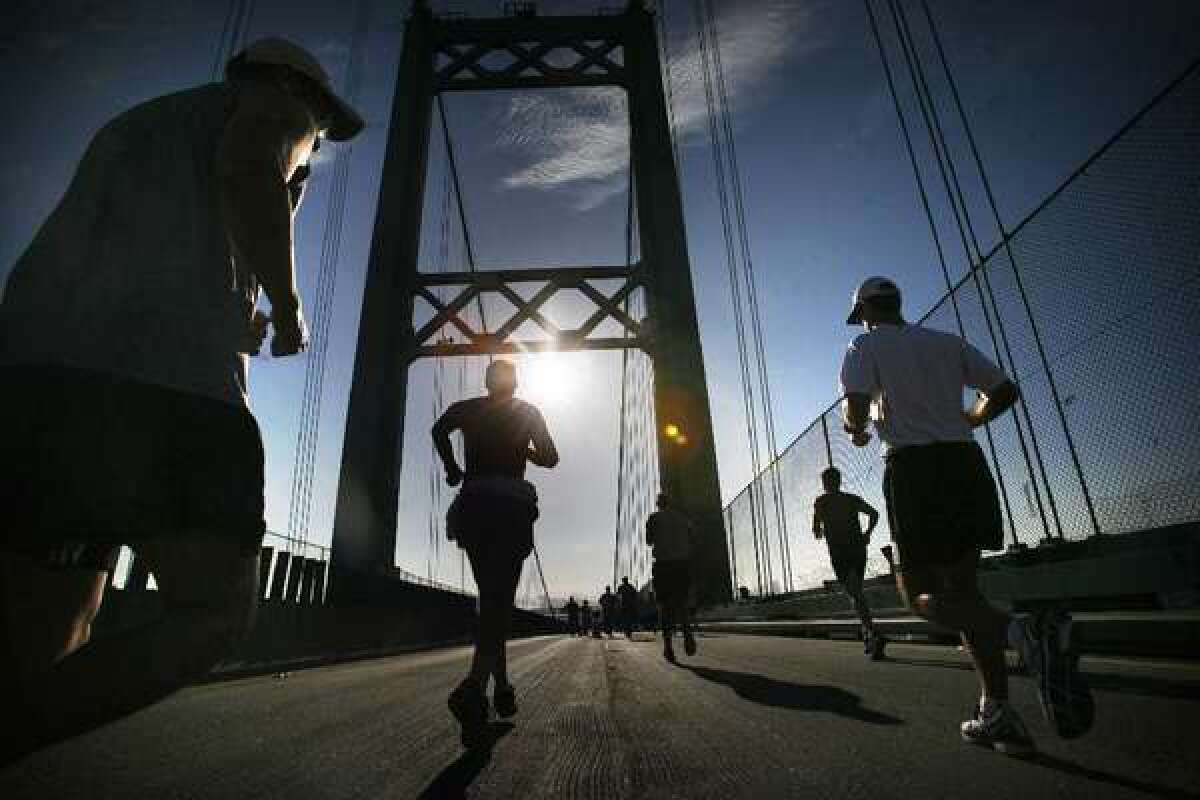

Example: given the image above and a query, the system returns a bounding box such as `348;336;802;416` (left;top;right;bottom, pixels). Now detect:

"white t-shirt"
646;508;693;563
839;323;1008;455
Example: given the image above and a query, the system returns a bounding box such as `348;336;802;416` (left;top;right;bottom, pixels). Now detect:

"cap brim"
322;91;365;141
846;302;864;325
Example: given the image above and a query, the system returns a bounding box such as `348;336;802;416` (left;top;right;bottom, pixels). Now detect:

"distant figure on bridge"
565;596;581;636
840;276;1093;754
434;358;559;748
0;38;362;757
813;467;885;660
581;599;594;636
599;586;618;638
646;493;697;663
617;576;639;638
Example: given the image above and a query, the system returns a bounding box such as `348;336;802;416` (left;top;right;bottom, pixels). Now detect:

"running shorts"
0;365;265;565
652;559;692;609
882;440;1003;569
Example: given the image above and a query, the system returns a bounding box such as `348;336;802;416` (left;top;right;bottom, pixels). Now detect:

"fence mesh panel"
723;63;1200;595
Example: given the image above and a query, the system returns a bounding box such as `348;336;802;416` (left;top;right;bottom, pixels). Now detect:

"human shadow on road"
417;722;515;800
682;665;902;726
1023;753;1199;800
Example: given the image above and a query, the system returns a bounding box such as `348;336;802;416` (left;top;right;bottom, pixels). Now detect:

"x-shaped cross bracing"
412;266;646;358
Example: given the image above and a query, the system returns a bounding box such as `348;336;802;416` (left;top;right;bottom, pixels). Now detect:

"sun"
517;352;575;408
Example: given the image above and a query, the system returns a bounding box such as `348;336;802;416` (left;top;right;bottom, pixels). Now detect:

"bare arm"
842;393;873;447
964;379;1020;428
527;407;559;468
431;404;464;485
217;83;317;356
860;498;880;538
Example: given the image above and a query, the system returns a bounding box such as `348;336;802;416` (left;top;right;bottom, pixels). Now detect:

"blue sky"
3;0;1198;602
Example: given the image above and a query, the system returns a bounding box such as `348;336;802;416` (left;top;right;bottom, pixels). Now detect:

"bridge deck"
3;635;1197;799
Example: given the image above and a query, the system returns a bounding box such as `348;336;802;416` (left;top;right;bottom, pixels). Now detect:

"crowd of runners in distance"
0;36;1093;763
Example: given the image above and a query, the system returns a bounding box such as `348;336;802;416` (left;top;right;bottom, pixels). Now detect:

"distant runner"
646;493;697;663
813;467;886;659
581;600;594;637
617;576;639;638
599;586;618;638
434;359;559;748
839;276;1093;755
565;596;581;637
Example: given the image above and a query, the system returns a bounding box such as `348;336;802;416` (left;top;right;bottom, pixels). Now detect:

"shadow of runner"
418;722;515;800
1025;753;1200;800
682;665;903;725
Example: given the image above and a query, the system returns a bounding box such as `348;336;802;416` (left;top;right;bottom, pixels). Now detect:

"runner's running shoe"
683;630;698;656
448;682;490;749
870;633;888;661
961;702;1036;756
493;684;518;719
1031;608;1095;739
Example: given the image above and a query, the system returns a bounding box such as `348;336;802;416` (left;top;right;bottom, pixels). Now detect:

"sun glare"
518;353;575;408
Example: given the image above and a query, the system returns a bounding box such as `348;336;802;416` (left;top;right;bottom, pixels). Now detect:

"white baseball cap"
846;276;901;324
230;37;364;141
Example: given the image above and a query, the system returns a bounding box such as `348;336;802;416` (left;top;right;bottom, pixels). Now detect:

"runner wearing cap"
839;276;1093;754
0;37;363;757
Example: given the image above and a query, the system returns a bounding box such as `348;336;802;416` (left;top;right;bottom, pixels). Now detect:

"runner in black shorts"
434;359;558;748
840;276;1093;754
0;38;362;760
812;467;884;659
647;494;697;663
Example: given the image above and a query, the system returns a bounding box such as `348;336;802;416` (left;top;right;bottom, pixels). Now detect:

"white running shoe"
961;701;1036;756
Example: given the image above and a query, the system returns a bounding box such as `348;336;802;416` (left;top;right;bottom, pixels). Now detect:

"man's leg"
897;549;1009;701
11;535;257;749
490;552;524;691
843;568;873;632
1;553;108;687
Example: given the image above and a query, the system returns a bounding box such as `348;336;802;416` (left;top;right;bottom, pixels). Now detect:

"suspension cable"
916;0;1101;537
862;0;1021;542
885;0;1057;540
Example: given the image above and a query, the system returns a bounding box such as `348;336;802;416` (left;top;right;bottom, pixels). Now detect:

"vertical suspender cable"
702;0;792;592
886;0;1060;541
863;0;1020;542
917;0;1101;537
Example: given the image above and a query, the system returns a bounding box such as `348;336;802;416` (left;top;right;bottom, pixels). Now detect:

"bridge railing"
725;61;1200;597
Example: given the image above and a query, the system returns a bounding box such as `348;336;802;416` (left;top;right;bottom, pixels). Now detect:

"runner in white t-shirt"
839;276;1093;754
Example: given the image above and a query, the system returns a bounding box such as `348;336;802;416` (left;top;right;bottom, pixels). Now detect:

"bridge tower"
329;1;731;605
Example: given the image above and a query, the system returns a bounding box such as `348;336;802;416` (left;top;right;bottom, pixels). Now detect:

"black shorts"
829;547;867;585
447;491;536;559
652;559;692;608
1;365;265;565
883;441;1003;569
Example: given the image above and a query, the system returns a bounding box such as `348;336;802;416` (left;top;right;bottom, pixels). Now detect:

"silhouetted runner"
581;599;594;637
813;467;885;659
0;38;361;761
617;576;639;638
433;359;558;748
599;586;618;638
840;276;1093;755
565;596;581;637
646;493;697;663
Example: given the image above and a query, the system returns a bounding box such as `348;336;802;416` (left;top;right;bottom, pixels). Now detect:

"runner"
565;596;581;637
617;576;639;638
646;493;697;663
0;38;361;758
839;276;1093;755
434;359;559;748
581;599;594;637
812;467;886;660
599;586;618;638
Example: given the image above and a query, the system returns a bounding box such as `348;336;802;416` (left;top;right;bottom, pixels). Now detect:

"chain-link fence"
726;61;1200;597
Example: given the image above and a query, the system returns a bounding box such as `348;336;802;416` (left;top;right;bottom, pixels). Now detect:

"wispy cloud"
494;0;831;209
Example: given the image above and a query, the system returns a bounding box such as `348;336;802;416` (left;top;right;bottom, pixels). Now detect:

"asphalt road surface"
3;634;1198;799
